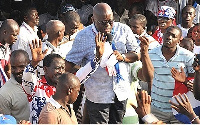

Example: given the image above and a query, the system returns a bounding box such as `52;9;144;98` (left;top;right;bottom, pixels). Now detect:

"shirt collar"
48;96;61;109
22;22;38;33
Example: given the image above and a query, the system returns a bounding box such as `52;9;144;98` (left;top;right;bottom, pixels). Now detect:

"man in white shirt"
12;6;39;60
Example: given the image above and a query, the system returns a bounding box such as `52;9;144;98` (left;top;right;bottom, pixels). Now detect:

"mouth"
159;23;166;27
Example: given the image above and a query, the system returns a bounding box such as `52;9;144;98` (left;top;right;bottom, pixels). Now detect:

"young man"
143;26;194;123
0;19;19;87
178;5;196;38
22;40;66;124
0;50;30;123
39;73;80;124
12;6;39;60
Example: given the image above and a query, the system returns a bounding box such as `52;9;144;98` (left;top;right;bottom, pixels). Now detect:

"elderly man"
65;2;139;124
37;20;65;76
39;73;80;124
12;6;39;60
0;50;30;123
0;19;19;87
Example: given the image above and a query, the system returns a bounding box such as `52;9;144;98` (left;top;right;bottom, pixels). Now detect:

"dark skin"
66;3;139;73
169;93;200;124
193;57;200;100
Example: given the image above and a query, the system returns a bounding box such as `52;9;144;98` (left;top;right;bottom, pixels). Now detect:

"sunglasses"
96;20;114;26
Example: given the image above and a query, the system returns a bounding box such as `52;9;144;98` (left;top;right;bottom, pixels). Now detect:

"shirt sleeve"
0;94;11;115
22;63;39;97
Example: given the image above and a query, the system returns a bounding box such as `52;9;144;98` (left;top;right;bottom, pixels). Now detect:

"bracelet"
190;116;199;123
122;54;126;62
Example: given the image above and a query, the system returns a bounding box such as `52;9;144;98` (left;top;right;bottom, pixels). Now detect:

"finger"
32;40;35;49
179;93;186;104
169;100;179;107
39;39;42;48
103;36;107;43
29;43;33;50
144;91;148;104
141;90;145;104
180;66;184;72
95;34;98;44
34;39;38;48
100;33;104;42
147;95;151;104
130;102;137;109
136;92;142;105
98;32;101;42
174;94;183;105
171;105;179;112
183;93;189;102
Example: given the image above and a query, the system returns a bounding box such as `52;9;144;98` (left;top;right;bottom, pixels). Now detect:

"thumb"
43;49;48;55
130;102;137;109
180;66;184;72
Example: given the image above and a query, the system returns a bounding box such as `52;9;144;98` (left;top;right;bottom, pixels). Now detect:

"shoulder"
178;46;194;58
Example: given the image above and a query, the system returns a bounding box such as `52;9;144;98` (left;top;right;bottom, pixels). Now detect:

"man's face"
68;84;80;104
192;25;200;45
182;8;195;24
93;13;114;34
65;21;80;36
26;9;39;26
157;16;173;30
58;25;65;42
44;58;65;85
11;55;28;84
163;28;180;48
129;19;144;35
4;26;19;45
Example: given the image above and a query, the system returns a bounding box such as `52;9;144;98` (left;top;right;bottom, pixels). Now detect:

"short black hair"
182;5;196;14
129;2;144;15
43;54;63;67
22;6;37;18
63;11;80;23
166;26;182;38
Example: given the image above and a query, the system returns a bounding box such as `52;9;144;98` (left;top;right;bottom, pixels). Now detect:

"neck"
53;93;68;107
182;22;193;28
160;28;166;33
25;22;35;31
45;76;56;87
162;45;177;54
48;37;59;47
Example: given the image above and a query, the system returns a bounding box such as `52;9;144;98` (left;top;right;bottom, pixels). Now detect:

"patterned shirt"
22;64;56;124
0;43;10;87
149;45;194;112
66;22;139;103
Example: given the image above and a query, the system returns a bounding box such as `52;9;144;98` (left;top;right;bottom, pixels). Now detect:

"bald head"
93;3;113;18
0;19;19;32
0;19;19;45
57;73;80;90
46;20;65;37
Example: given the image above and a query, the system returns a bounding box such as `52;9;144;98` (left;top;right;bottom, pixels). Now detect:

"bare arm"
193;57;200;100
137;36;154;83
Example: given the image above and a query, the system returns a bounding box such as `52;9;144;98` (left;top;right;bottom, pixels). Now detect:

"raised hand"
171;67;186;83
95;32;106;60
131;90;151;118
169;93;198;121
29;39;48;67
139;36;149;54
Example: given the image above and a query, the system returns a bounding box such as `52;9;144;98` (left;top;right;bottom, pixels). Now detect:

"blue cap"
0;114;17;124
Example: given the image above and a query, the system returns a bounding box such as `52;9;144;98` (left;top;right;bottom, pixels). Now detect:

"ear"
91;16;94;22
58;31;61;36
24;16;28;22
43;66;47;73
67;88;73;95
3;29;7;35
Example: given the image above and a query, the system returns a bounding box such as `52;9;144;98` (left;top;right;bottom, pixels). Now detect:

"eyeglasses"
96;20;114;26
157;17;171;22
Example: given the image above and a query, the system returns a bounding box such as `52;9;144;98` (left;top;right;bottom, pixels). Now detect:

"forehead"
50;58;65;66
94;13;113;20
166;28;180;35
11;54;27;65
183;7;195;13
28;9;38;15
130;19;142;25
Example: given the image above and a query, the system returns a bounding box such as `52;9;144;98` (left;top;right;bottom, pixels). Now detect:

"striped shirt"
149;45;195;112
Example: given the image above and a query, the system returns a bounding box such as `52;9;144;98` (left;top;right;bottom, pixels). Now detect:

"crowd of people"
0;0;200;124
